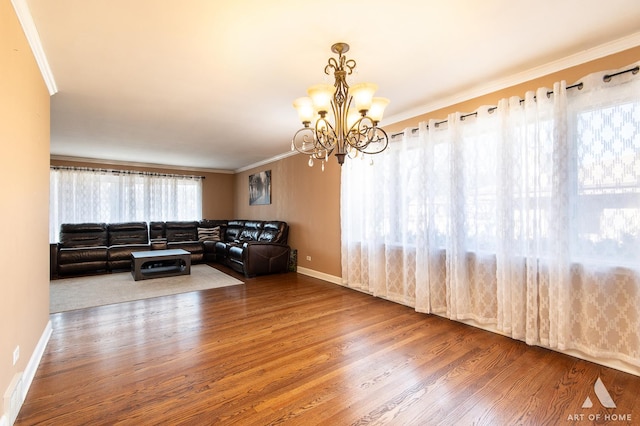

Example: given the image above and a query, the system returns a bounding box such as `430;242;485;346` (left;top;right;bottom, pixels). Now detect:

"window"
573;100;640;265
50;167;203;242
343;93;640;269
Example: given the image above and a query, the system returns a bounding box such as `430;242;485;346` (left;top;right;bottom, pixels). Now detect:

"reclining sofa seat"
214;220;290;277
106;222;151;271
149;221;204;263
56;223;109;276
55;222;151;276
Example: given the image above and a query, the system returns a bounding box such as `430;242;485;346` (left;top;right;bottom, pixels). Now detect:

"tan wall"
1;0;51;418
234;155;342;278
49;158;236;219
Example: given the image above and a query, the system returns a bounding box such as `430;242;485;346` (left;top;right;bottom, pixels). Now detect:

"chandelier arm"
346;115;374;150
325;57;339;75
343;115;390;155
314;115;338;152
291;127;318;155
343;117;362;148
361;126;389;155
344;59;356;74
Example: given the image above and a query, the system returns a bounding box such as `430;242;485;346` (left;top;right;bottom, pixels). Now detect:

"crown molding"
234;150;298;173
11;0;57;95
50;155;235;175
381;31;640;126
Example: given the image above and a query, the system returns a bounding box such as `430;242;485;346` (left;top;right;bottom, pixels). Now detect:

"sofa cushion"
224;221;245;242
165;221;198;242
258;228;280;242
198;226;221;242
167;241;203;253
199;219;227;229
239;228;261;241
59;223;108;248
107;222;149;246
259;221;288;243
58;261;108;275
167;241;204;263
58;246;108;263
107;244;151;261
149;221;166;240
167;229;197;242
238;221;264;241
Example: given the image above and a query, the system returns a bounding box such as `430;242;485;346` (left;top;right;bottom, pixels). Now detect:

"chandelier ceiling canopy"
291;43;390;170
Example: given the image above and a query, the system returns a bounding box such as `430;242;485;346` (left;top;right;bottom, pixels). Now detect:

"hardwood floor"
16;266;640;425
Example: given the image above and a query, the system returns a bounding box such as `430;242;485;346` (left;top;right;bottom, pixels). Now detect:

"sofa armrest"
50;243;59;279
242;242;291;278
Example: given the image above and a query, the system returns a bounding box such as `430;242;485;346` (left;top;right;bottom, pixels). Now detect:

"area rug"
50;264;244;313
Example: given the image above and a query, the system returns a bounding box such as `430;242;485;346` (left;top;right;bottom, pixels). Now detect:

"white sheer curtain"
50;167;203;242
341;63;640;369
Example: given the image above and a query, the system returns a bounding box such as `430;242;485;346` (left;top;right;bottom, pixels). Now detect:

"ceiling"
24;0;640;172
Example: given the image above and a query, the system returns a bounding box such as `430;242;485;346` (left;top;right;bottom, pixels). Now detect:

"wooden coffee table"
131;249;191;281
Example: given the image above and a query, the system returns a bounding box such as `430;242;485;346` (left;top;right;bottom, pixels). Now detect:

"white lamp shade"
368;97;390;122
293;97;315;124
350;82;377;112
307;84;336;113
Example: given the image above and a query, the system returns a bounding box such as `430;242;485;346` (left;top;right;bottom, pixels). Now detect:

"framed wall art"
249;170;271;205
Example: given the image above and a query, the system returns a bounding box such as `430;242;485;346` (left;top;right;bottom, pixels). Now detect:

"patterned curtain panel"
341;62;640;371
50;168;203;242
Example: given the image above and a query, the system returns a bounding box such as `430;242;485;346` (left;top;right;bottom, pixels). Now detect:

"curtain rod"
50;165;205;180
391;65;639;138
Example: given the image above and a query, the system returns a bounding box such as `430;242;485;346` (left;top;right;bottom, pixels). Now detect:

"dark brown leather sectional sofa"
50;220;290;279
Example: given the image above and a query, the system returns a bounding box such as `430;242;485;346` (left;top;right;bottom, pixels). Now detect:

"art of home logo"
566;377;632;422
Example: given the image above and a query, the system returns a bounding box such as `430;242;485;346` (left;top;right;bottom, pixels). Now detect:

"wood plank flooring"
16;266;640;425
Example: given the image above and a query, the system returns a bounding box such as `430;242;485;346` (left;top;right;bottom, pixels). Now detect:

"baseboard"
295;267;342;285
23;320;52;401
1;320;50;426
12;320;52;423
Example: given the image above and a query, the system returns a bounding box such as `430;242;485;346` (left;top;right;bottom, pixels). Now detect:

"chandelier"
291;42;390;170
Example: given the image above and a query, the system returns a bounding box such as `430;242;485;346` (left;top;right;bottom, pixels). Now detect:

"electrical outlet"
306;256;312;261
13;346;19;366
